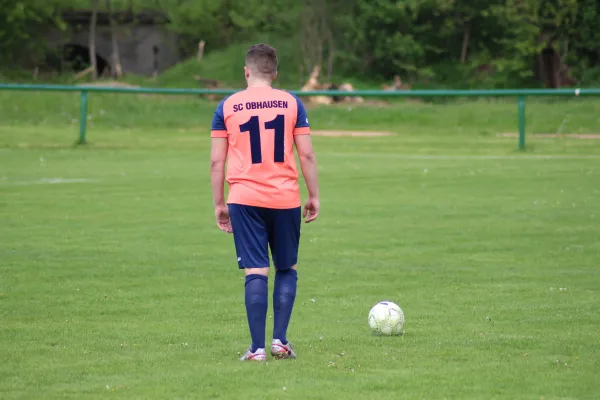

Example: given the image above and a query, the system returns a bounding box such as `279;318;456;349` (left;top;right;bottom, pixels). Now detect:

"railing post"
79;90;88;144
517;95;526;151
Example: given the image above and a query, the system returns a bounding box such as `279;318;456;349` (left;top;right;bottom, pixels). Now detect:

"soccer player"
210;44;320;361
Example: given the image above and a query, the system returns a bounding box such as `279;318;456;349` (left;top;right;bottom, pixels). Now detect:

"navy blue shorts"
228;204;301;270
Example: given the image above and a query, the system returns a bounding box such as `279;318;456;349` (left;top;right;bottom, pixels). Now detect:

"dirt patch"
312;130;393;137
498;133;600;139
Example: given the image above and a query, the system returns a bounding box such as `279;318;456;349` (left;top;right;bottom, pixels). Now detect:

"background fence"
1;83;599;149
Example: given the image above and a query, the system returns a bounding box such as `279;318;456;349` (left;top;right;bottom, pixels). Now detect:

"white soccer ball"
368;301;405;336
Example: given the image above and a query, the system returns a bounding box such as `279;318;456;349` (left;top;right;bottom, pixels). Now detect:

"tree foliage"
0;0;66;65
1;0;599;87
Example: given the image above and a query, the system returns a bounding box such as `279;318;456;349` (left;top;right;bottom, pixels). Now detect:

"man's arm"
209;97;232;232
294;134;320;223
210;138;228;206
210;137;232;232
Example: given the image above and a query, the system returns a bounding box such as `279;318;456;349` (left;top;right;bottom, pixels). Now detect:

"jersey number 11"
239;115;285;164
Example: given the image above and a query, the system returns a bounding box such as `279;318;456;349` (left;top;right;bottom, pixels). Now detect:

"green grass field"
1;92;600;399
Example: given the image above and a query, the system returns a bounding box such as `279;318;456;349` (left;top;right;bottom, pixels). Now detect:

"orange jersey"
210;87;311;209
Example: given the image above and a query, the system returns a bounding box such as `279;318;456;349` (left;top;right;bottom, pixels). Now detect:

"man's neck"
246;79;272;88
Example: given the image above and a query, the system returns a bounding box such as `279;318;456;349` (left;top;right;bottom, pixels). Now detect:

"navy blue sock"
245;274;268;352
273;269;298;344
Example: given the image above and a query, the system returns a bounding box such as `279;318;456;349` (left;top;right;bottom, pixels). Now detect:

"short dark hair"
245;44;278;79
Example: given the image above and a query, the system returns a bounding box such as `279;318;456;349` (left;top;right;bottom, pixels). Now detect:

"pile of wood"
191;64;413;105
300;67;413;105
382;75;411;91
300;65;364;105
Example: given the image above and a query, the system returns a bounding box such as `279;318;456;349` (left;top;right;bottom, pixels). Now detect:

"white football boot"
270;339;297;359
239;347;267;361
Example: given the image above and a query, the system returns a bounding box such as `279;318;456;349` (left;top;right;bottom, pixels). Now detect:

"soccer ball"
368;301;405;336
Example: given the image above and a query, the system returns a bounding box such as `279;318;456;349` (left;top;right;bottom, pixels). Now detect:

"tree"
572;0;600;84
296;0;350;80
89;0;100;80
338;0;435;80
106;0;123;78
0;0;66;67
2;0;599;88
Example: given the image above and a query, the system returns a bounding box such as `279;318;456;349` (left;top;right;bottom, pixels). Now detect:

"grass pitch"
1;93;600;399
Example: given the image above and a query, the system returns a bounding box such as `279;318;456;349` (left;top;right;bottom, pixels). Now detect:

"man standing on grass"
210;44;320;361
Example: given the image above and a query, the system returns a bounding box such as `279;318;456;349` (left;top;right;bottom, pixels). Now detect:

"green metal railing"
1;83;599;149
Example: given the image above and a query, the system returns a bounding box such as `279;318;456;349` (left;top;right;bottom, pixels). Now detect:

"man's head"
245;44;278;84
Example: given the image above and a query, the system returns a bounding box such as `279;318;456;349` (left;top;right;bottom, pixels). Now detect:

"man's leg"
243;268;269;356
228;204;270;361
272;266;298;344
269;207;301;358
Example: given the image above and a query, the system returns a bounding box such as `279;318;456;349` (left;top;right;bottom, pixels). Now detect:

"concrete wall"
47;24;181;76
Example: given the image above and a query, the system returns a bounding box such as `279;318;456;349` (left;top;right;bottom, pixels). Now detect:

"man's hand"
210;137;230;232
303;197;320;223
294;135;320;224
215;204;232;233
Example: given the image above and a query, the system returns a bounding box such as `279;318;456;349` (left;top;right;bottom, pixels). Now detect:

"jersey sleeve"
210;98;228;138
292;95;310;135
